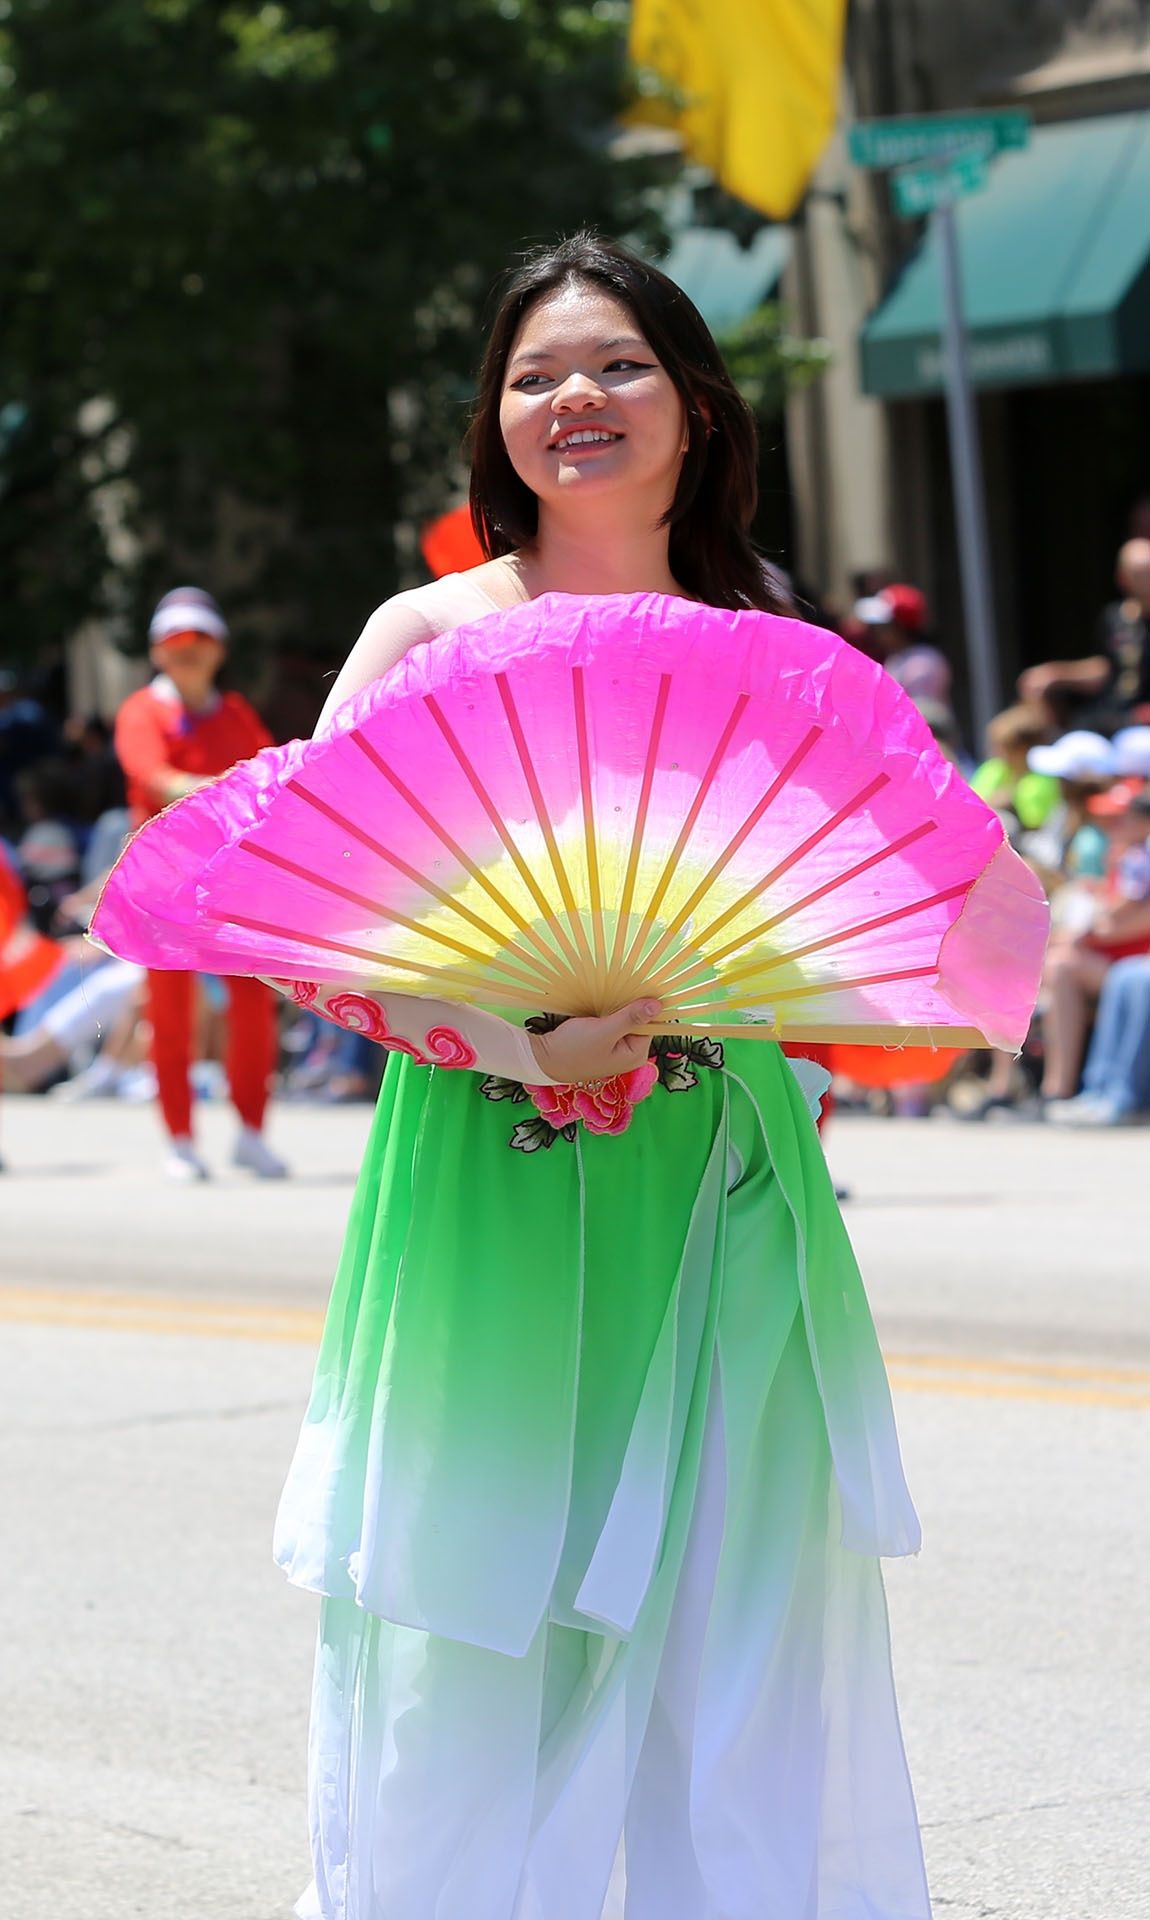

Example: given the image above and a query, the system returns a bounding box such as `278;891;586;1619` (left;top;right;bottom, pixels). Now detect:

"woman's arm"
266;979;662;1088
1089;899;1150;944
114;697;207;806
314;595;440;737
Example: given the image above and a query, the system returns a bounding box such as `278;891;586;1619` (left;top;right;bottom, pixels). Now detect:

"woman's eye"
510;373;550;390
605;359;653;373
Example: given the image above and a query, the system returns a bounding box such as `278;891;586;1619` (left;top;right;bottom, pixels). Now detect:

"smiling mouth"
551;429;624;452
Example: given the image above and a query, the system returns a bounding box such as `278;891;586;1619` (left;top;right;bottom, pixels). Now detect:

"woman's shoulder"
373;560;520;637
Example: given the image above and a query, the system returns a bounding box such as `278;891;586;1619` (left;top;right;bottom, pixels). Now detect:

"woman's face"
498;281;688;520
149;633;225;692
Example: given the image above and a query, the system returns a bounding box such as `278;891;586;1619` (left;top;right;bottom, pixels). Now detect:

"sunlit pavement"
3;1094;1147;1919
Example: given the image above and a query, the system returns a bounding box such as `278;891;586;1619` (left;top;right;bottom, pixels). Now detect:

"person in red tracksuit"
115;587;288;1182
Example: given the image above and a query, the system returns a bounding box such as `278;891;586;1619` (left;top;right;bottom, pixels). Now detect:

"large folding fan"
92;593;1049;1050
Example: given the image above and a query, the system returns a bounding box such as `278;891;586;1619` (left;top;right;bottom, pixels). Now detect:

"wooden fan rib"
205;908;562;1012
633;723;824;987
674;821;939;984
720;877;971;990
286;772;567;991
494;674;598;986
663;962;942;1022
607;672;673;979
421;696;585;977
338;741;573;989
237;841;559;1001
617;690;752;984
571;667;607;979
641;770;901;998
632;1020;990;1046
660;876;971;1010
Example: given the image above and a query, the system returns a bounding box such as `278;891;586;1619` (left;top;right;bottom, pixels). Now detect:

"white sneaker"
48;1056;125;1101
1045;1093;1127;1128
165;1138;211;1182
232;1127;289;1179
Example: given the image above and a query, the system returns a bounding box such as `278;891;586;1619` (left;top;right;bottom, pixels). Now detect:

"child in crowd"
971;704;1059;838
1039;780;1150;1106
1019;730;1113;882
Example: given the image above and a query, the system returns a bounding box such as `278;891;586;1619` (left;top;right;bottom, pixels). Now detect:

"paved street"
3;1094;1148;1920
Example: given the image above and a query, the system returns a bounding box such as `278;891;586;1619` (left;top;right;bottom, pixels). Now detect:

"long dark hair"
467;232;789;615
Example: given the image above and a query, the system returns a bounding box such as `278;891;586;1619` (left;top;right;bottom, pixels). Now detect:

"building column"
782;129;897;608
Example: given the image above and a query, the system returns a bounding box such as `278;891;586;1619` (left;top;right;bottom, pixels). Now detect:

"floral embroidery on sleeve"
275;978;320;1008
424;1025;478;1069
322;991;429;1063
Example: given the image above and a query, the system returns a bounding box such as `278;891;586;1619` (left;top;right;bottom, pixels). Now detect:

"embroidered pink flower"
274;978;319;1007
524;1080;580;1130
424;1025;478;1069
575;1059;659;1136
526;1059;658;1137
323;991;428;1062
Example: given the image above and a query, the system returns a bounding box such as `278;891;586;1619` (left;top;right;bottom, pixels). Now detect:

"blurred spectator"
12;760;82;931
63;713;126;824
1046;951;1150;1127
0;666;57;840
114;586;287;1182
1110;724;1150;782
1038;780;1150;1103
850;583;952;707
971;704;1058;838
1018;539;1150;733
1;956;144;1097
1020;731;1113;882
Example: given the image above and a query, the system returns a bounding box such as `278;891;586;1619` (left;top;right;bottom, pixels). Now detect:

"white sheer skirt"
295;1303;931;1920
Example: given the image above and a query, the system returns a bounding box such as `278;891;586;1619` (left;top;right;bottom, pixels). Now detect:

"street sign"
892;149;988;219
847;111;1032;745
848;111;1030;172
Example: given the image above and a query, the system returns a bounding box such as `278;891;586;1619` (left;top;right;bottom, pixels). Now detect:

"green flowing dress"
275;1036;933;1920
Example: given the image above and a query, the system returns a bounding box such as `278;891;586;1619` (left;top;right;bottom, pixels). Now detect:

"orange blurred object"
0;849;64;1021
829;1042;962;1089
420;503;484;579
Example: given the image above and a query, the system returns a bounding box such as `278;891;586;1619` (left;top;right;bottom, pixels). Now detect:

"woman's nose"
552;375;604;412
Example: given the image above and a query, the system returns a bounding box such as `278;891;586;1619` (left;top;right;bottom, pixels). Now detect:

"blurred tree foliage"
716;305;831;424
0;0;666;666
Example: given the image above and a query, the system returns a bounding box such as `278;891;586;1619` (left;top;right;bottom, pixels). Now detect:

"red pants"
146;971;277;1140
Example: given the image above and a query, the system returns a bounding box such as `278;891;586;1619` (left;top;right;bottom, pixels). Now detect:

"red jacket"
116;680;272;824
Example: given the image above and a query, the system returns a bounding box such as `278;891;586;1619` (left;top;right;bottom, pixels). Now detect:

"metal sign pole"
935;198;1000;747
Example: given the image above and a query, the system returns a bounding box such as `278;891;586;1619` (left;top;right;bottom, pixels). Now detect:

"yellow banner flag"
629;0;846;220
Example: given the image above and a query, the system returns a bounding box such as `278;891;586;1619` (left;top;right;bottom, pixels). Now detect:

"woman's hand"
527;999;663;1086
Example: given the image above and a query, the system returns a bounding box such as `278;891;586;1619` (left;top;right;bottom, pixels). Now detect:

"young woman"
277;235;933;1920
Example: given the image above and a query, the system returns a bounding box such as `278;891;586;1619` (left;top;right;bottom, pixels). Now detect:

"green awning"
860;112;1150;398
660;224;791;333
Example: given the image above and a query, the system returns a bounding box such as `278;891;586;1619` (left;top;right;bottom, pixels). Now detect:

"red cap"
851;583;928;633
880;584;927;632
1087;778;1147;818
152;627;219;650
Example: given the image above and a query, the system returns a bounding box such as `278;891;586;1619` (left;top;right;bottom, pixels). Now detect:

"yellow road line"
2;1287;1148;1411
0;1285;323;1344
885;1349;1150;1390
0;1283;321;1326
887;1372;1150;1412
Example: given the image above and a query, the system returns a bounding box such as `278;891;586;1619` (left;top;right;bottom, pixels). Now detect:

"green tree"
0;0;665;673
716;304;831;425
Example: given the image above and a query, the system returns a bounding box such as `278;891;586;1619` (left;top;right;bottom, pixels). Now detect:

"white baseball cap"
1110;726;1150;779
1027;730;1116;780
148;586;228;645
